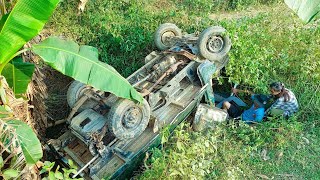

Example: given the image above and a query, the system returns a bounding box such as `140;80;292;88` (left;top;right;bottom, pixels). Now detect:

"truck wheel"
107;98;150;140
198;26;231;62
154;23;182;50
67;80;98;112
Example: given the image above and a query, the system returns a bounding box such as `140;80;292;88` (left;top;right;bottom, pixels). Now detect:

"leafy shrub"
140;119;303;179
40;160;83;180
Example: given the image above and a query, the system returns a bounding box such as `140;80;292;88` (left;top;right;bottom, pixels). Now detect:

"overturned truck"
46;23;231;179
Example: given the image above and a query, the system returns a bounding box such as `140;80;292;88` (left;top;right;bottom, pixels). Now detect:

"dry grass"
23;31;72;138
0;120;40;180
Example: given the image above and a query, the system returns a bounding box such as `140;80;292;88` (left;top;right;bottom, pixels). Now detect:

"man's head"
269;82;284;96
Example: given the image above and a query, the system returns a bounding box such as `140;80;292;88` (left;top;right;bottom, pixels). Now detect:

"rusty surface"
164;49;197;60
68;139;93;164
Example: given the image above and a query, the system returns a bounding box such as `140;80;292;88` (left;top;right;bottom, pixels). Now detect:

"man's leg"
222;101;231;110
269;108;284;117
217;96;247;108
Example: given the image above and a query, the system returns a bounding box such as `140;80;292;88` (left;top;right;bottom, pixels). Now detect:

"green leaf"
204;141;210;148
48;171;56;180
0;13;9;30
40;168;48;175
7;120;42;164
40;161;55;174
32;37;143;103
176;141;183;151
62;168;77;180
2;57;35;97
285;0;320;23
161;134;167;144
169;169;181;176
3;169;19;179
0;156;3;169
54;171;63;179
43;161;55;170
0;105;12;118
0;0;60;72
68;159;77;169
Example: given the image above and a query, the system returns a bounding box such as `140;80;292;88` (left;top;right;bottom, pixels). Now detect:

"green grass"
140;119;320;179
47;0;320;179
47;0;282;77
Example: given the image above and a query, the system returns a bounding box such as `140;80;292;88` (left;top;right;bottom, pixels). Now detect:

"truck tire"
107;98;150;140
154;23;182;50
198;26;231;62
67;80;98;112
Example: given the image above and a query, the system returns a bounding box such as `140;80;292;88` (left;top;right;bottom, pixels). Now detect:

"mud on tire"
154;23;182;50
107;98;150;140
67;80;98;112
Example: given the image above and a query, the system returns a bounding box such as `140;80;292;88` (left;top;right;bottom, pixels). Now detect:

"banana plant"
0;0;60;167
285;0;320;23
0;0;60;97
0;106;42;177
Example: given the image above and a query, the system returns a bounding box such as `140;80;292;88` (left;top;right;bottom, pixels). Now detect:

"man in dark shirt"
222;100;244;118
221;94;270;123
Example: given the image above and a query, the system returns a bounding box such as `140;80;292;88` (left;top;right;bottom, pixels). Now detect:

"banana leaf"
32;36;143;103
285;0;320;23
0;13;8;30
0;0;60;72
3;169;19;179
2;57;35;97
7;120;42;164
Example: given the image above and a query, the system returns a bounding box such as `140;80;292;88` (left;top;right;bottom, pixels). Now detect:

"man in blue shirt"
241;96;265;123
222;94;268;123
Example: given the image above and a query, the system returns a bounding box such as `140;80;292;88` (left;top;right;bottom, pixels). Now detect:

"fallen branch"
276;173;294;177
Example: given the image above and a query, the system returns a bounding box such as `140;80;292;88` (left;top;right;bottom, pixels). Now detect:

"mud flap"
197;60;216;106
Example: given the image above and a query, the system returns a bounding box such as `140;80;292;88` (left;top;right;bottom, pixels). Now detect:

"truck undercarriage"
46;23;231;179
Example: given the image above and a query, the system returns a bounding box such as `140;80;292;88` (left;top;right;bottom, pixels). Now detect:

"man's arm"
266;98;283;113
232;88;254;95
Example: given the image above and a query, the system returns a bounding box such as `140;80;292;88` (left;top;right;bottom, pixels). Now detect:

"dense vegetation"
47;0;320;179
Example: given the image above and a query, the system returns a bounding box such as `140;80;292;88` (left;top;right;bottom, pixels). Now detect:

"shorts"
227;101;244;118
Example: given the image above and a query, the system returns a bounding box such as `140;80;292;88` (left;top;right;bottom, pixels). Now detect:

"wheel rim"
161;31;176;46
122;106;143;129
207;35;224;53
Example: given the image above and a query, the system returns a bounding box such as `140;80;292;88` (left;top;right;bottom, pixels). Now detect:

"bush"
140;119;304;179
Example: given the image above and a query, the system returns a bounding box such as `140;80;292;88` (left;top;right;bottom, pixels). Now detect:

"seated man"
222;94;269;123
221;99;244;119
